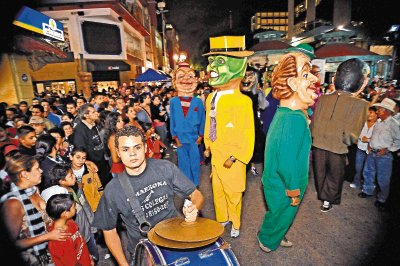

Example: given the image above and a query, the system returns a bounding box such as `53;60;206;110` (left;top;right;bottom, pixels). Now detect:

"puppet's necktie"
209;92;218;142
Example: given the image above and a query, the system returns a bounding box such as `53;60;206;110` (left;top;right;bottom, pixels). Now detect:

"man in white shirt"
350;106;378;189
359;98;400;210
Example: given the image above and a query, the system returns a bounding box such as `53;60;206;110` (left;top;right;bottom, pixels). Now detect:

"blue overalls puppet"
169;62;205;186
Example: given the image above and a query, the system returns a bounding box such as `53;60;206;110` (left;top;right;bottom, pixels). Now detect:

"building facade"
0;0;176;103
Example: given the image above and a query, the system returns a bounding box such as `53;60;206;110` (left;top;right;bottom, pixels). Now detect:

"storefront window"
34;80;76;95
93;81;119;92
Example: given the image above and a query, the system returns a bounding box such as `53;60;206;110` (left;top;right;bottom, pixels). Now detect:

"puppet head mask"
272;52;318;106
172;62;197;97
203;36;254;87
241;66;259;92
206;56;247;86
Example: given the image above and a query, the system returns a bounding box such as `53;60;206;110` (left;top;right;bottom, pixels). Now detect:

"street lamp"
156;1;168;71
179;52;187;62
173;53;179;68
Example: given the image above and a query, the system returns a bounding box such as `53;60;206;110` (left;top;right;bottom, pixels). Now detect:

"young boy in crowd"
46;194;93;266
70;147;104;212
17;125;37;156
42;164;99;262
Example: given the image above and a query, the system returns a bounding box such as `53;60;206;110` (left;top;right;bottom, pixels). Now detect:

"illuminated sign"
13;6;64;41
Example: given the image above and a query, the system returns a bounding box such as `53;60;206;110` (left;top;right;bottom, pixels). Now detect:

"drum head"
148;228;219;249
154;217;224;243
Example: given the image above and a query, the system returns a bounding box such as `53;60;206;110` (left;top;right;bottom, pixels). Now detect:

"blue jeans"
86;233;99;261
130;253;135;266
362;151;393;202
353;148;367;188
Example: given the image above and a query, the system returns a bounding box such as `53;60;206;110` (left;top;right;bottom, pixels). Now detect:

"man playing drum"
93;126;204;265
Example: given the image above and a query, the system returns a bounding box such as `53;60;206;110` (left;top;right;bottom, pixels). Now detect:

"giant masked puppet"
203;36;255;238
169;62;205;186
257;52;318;252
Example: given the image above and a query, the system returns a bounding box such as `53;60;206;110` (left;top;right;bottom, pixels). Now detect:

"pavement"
97;145;400;265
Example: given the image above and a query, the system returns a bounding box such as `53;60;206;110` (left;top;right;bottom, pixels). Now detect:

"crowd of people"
1;37;400;265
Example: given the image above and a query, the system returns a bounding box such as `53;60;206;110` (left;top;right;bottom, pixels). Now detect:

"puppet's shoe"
258;239;272;253
230;227;240;238
280;237;293;247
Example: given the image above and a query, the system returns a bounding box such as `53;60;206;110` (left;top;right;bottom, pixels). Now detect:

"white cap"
40;185;69;202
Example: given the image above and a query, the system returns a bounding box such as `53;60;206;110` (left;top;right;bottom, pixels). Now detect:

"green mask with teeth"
207;55;247;86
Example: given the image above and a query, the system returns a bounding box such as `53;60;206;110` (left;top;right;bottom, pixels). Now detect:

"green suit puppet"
257;52;318;252
203;36;255;238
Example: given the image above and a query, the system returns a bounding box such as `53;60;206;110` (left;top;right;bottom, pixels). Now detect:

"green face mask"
207;55;247;86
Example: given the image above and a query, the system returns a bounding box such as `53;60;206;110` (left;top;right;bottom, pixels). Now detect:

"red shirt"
178;96;193;117
48;220;91;266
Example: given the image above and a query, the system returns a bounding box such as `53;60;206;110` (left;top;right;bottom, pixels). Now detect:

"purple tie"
209;92;217;142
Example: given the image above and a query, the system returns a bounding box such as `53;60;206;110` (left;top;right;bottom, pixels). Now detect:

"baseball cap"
29;116;44;124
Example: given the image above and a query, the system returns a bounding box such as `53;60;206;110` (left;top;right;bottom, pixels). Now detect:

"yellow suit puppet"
203;36;255;238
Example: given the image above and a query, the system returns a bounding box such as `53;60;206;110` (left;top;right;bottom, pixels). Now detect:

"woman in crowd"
122;103;143;131
60;121;74;160
0;154;70;265
102;112;125;176
61;113;74;123
150;95;168;144
36;134;64;192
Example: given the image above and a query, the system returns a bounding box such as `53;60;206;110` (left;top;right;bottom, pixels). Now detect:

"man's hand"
175;138;182;148
361;136;370;143
378;148;388;156
77;182;84;190
290;197;300;206
195;136;203;145
47;227;71;241
353;77;370;97
223;157;234;169
204;149;211;158
85;161;98;172
286;189;300;206
183;200;198;222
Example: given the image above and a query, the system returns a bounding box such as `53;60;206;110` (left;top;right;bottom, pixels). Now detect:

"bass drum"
134;237;240;266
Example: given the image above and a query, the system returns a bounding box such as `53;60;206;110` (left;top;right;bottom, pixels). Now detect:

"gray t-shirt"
92;158;196;253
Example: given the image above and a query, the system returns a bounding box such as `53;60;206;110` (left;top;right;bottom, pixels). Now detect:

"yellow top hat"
203;35;254;58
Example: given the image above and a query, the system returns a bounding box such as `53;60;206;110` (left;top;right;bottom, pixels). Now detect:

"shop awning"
135;68;170;83
87;60;131;72
315;43;389;62
250;40;293;52
13;34;72;71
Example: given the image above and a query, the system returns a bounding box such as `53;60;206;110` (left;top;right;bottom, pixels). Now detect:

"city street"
97;147;399;265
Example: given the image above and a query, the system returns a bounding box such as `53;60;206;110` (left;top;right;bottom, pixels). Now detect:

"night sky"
167;0;285;66
166;0;399;66
0;0;398;65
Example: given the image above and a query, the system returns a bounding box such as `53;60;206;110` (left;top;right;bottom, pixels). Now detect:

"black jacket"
72;121;105;162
